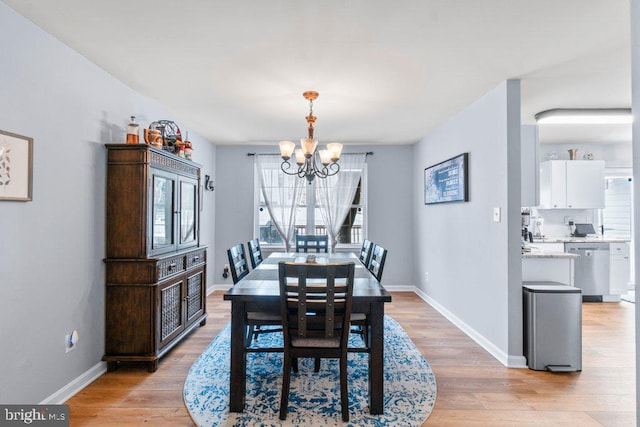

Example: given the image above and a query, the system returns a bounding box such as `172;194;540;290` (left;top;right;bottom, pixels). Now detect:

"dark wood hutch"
103;144;207;372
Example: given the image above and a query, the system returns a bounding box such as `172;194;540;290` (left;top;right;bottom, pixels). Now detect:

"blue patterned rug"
184;316;436;426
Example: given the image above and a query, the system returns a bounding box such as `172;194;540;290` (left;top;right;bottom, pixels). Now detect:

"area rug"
184;316;436;426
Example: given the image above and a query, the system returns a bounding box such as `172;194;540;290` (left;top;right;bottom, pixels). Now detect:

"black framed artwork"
424;152;469;205
0;129;33;202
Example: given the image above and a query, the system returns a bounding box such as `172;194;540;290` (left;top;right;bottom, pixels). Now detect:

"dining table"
223;251;392;414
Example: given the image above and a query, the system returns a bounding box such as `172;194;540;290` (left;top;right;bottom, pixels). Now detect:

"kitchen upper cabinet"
610;242;630;295
539;160;605;209
521;125;539;207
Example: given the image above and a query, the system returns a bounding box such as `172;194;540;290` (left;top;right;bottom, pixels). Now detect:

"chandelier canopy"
278;91;343;182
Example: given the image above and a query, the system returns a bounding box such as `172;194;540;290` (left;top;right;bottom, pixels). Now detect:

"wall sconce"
204;175;215;191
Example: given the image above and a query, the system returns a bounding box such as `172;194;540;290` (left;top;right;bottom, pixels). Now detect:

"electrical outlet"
65;330;79;353
65;335;75;353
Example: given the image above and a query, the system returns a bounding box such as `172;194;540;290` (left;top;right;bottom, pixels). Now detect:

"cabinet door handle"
168;263;177;270
193;256;200;261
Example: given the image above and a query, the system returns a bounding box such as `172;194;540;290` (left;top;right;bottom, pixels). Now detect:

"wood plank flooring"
66;291;636;426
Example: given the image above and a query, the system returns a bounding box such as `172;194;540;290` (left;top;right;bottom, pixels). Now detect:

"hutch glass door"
179;178;198;246
152;171;176;252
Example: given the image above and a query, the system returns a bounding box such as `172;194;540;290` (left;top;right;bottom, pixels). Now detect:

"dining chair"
368;244;388;282
227;243;249;284
358;239;373;267
352;239;374;346
295;234;329;253
278;261;355;422
227;243;281;346
247;238;263;269
351;243;387;348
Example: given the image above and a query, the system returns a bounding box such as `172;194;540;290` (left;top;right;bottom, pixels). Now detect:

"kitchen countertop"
531;237;630;243
522;248;579;259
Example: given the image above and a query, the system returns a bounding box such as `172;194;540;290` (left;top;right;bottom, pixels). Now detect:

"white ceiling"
4;0;632;145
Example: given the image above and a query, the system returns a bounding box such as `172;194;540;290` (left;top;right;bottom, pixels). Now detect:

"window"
603;176;632;239
256;167;367;247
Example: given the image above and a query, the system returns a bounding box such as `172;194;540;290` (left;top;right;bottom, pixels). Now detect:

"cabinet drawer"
158;255;186;280
186;248;206;270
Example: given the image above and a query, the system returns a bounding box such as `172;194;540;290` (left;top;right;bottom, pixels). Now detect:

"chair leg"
245;324;255;347
364;320;369;348
314;357;321;372
252;325;260;341
292;357;298;373
280;355;292;420
340;354;349;422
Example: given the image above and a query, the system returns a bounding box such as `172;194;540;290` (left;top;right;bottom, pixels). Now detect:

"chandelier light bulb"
318;149;331;166
301;137;318;157
294;149;305;165
327;143;343;162
279;141;296;160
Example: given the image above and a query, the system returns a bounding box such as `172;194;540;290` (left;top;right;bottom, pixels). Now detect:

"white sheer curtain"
316;153;367;252
255;154;303;251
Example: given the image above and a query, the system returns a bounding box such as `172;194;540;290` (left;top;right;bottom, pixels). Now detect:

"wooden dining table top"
223;252;392;301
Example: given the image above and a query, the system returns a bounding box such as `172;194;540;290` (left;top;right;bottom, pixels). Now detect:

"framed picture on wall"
424;152;469;205
0;129;33;202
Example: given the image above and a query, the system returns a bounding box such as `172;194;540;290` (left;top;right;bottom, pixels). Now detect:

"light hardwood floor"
66;291;636;426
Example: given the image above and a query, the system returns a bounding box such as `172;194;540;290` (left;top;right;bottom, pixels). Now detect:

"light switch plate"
493;207;501;223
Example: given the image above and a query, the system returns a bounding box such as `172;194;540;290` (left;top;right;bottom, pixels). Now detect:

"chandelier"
278;91;343;182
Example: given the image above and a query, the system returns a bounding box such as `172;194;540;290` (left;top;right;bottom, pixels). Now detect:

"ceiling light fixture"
278;91;343;183
535;108;632;124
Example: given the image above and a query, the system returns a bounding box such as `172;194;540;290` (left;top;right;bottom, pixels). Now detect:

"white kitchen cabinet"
521;125;539;207
610;242;630;295
522;256;575;286
539;160;605;209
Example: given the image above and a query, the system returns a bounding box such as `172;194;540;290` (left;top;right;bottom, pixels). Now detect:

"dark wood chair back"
295;234;329;253
227;243;249;284
247;238;263;269
277;261;355;421
279;261;355;343
368;244;388;282
359;239;373;267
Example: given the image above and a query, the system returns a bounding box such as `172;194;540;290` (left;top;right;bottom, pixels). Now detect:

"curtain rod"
247;152;373;157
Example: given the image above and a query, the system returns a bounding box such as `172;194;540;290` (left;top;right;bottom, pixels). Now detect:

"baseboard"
40;361;107;404
412;287;527;368
209;284;232;293
383;285;416;292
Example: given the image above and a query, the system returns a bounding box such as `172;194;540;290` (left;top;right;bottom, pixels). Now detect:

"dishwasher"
565;242;610;302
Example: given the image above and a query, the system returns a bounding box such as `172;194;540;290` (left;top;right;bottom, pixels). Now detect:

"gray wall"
213;144;414;289
0;3;216;403
631;0;639;423
412;81;523;364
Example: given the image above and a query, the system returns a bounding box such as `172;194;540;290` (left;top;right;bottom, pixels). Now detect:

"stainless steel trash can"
523;282;582;372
